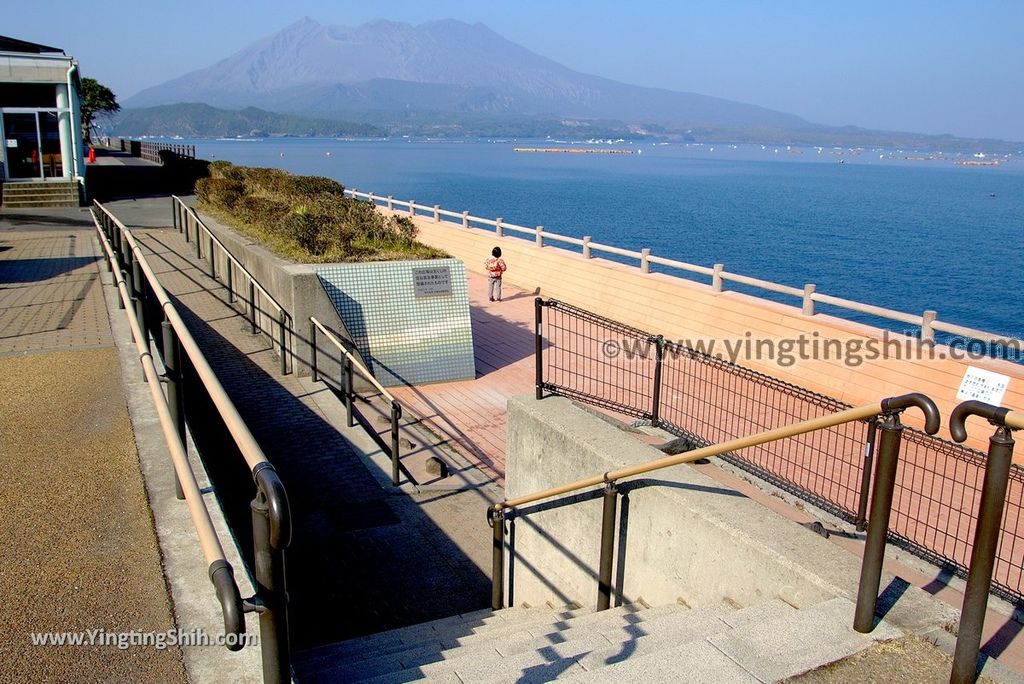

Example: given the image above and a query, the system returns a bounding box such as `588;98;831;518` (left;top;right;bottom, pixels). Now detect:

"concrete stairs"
1;181;81;208
292;596;902;683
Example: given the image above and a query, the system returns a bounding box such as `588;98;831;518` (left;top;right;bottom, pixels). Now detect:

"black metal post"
856;421;878;532
249;282;257;335
251;464;291;684
118;270;128;309
172;197;178;233
208;235;216;278
279;314;288;376
535;298;543;400
344;358;354;428
650;336;665;428
161;319;186;500
854;413;903;632
132;260;147;336
390;401;402;486
597;481;619;611
490;507;505;610
951;426;1015;684
310;323;319;383
227;263;234;304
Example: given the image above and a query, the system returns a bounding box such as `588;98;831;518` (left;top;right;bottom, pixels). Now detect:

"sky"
7;0;1023;141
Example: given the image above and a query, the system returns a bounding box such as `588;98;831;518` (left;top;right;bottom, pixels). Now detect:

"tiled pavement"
0;208;188;683
130;227;496;651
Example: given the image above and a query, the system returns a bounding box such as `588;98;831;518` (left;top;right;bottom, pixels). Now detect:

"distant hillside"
126;18;810;130
110;103;383;138
123;18;1020;151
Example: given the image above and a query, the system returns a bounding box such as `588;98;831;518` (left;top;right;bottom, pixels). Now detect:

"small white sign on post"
5;139;16;148
956;366;1011;405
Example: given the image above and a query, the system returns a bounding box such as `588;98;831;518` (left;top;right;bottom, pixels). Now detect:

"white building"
0;36;86;187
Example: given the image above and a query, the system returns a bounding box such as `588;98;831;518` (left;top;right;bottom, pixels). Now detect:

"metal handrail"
309;316;406;486
93;201;292;684
343;188;1022;352
92;212;246;647
172;196;292;375
486;392;940;638
948;402;1021;683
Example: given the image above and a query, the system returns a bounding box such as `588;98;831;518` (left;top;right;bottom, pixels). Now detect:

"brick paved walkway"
0;211;187;683
131;227;495;651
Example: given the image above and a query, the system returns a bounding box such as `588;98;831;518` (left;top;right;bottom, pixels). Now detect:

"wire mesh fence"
537;298;1024;605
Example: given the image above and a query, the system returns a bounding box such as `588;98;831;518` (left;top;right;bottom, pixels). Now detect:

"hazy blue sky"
8;0;1023;140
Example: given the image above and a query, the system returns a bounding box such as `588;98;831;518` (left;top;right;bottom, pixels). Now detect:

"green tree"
79;77;120;142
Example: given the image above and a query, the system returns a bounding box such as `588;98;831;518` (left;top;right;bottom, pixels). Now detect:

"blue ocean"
182;137;1022;340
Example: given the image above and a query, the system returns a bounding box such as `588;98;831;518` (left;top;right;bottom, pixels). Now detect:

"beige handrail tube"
310;316;395;402
96;202;271;473
93;218;226;568
494;401;884;513
1006;411;1024;431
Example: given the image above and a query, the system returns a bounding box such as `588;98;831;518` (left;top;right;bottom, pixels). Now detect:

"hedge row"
195;162;445;262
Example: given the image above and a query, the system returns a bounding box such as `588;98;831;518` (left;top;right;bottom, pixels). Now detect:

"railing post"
921;310;937;343
278;313;288;376
208;234;216;278
196;224;202;258
495;218;503;238
387;195;393;211
344;358;354;428
802;284;816;316
951;425;1015;684
597;481;619;611
433;204;440;222
582;236;592;259
390;401;402;486
855;421;877;532
853;412;903;632
535;298;544;400
462;211;469;228
535;225;544;248
251;465;291;684
172;197;178;233
227;262;235;304
641;248;651;273
489;507;505;610
132;260;147;336
249;281;258;335
309;322;319;383
160;319;186;500
650;336;665;428
712;263;724;292
409;200;415;217
117;269;128;309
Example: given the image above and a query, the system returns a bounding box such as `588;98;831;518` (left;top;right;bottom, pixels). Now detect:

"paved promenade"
0;207;187;683
122;213;498;651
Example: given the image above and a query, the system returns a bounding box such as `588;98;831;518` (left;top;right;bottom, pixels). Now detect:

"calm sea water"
180;137;1023;339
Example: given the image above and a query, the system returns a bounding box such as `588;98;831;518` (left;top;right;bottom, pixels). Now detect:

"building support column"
55;84;74;180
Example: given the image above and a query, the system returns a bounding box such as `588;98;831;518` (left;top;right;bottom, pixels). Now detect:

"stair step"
562;638;759;683
706;597;902;682
295;606;584;671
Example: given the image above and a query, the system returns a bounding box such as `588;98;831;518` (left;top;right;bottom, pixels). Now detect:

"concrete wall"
189;207;365;387
505;395;957;633
394;210;1024;452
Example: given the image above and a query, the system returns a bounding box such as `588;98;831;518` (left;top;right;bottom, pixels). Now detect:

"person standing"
484;246;507;302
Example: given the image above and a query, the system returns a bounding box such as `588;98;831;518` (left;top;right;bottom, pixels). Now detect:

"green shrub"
235;195;289;226
198;177;245;208
286;175;345;198
196;162;444;263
